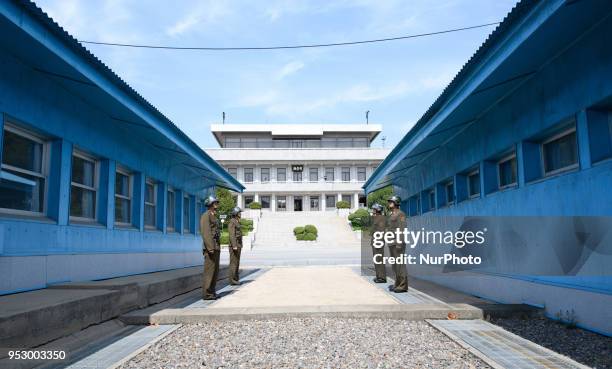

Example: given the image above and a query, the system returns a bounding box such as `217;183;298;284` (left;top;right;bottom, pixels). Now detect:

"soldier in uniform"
200;195;221;300
386;195;408;293
227;206;243;285
370;203;387;283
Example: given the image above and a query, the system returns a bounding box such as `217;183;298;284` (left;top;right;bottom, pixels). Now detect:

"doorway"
293;196;303;211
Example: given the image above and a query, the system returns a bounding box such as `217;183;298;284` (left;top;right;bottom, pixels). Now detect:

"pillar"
271;194;276;212
353;193;359;209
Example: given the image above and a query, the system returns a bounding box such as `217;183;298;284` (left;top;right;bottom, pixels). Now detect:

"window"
276;196;286;211
337;138;352;148
167;188;175;232
310;196;319;210
325;167;335;182
70;151;97;220
542;129;578;175
261;195;270;209
241;138;257;148
183;195;190;233
228;167;237;178
468;170;480;198
243;168;253;182
225;138;240;148
291;140;304;148
416;196;421;215
498;155;517;189
292;171;302;182
143;179;156;228
354;138;368;147
428;189;435;211
326;195;336;209
0;124;46;214
342;194;352;207
114;168;132;224
260;168;270;182
357;167;366;181
309;167;318;182
341;167;351;182
277;167;286;182
445;181;455;206
244;195;254;208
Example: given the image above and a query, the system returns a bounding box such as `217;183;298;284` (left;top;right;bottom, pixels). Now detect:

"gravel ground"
491;317;612;369
119;318;490;369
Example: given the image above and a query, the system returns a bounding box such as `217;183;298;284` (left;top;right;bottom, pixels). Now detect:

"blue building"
0;1;243;295
365;0;612;335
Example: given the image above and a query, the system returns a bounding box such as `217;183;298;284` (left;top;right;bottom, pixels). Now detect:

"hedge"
293;226;305;235
248;201;262;209
304;224;317;235
302;232;317;241
348;208;370;228
336;200;350;209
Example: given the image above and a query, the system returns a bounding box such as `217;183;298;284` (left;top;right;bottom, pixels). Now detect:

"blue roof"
0;0;244;192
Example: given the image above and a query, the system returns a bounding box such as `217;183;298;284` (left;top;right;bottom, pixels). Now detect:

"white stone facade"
205;124;390;212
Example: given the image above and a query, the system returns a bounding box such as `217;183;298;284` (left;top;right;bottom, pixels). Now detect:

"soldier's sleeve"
229;220;238;248
201;213;215;252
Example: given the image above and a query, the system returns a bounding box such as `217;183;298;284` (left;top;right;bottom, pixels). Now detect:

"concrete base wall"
418;273;612;336
0;252;202;295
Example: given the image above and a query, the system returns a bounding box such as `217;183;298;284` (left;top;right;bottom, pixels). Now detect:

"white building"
206;124;390;212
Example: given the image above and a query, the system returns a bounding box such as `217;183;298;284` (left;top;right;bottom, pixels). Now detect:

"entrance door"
293;196;303;211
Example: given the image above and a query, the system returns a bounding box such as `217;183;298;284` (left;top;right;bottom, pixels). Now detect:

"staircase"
252;211;359;247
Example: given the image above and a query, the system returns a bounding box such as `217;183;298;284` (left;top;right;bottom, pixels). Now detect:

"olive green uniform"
386;209;408;291
371;213;387;280
200;210;220;299
228;217;243;285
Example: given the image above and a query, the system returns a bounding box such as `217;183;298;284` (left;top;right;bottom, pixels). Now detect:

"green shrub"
303;232;317;241
304;224;318;235
220;231;229;245
293;226;305;235
348;208;370;228
248;201;262;209
296;232;306;241
336;200;350;209
240;218;254;234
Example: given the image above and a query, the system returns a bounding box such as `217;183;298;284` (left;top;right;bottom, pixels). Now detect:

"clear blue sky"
37;0;518;149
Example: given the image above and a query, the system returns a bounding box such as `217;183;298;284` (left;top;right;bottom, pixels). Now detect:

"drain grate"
65;325;179;369
428;320;590;369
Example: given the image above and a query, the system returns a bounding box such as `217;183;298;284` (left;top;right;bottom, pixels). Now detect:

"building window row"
406;119;591;217
224;137;369;148
0;121;205;234
226;166;371;183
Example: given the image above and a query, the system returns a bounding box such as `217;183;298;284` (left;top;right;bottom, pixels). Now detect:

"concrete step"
0;266;227;350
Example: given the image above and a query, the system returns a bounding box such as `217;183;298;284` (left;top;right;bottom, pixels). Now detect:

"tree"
215;187;236;219
366;185;394;211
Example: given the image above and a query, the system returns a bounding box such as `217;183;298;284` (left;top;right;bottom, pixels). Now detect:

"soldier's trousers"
388;244;408;291
202;249;220;299
228;247;242;285
372;245;386;280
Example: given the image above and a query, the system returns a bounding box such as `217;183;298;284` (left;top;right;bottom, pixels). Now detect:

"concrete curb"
120;303;484;324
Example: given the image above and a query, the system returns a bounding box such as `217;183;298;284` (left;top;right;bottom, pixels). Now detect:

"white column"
337;193;342;201
236;194;243;208
353;192;359;209
322;194;326;211
254;193;259;203
271;194;276;212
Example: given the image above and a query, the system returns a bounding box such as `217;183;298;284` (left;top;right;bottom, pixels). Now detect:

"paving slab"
428;319;591;369
209;266;397;308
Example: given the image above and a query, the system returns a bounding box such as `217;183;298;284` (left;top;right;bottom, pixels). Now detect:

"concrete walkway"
210;266;396;308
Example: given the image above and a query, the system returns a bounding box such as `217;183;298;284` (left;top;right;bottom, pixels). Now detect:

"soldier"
200;195;221;300
227;206;243;286
386;195;408;293
370;203;387;283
